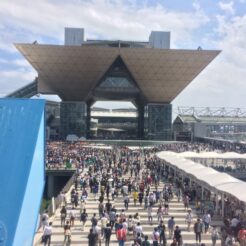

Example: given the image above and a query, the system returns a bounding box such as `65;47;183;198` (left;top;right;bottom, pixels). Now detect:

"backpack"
71;195;75;203
142;241;150;246
81;213;87;221
105;228;111;237
211;231;219;240
91;217;98;226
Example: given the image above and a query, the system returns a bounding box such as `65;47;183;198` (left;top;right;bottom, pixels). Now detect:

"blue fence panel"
0;99;45;246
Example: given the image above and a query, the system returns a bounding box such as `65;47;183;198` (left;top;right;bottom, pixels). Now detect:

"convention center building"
13;28;220;140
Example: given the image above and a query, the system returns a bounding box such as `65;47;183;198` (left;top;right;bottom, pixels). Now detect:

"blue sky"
0;0;246;109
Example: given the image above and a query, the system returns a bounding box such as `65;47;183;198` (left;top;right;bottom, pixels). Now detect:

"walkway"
35;167;221;245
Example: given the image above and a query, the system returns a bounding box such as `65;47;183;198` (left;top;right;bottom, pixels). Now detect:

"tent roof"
157;151;246;202
178;151;246;159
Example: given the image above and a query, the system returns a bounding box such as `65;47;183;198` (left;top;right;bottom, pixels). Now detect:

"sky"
0;0;246;110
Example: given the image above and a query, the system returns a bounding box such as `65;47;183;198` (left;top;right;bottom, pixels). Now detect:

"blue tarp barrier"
0;99;45;246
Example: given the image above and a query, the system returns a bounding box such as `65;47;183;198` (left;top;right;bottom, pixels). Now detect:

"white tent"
215;182;246;202
157;151;246;203
177;151;246;159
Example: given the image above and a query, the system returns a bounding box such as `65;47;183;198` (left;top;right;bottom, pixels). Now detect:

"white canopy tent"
157;151;246;203
177;151;246;159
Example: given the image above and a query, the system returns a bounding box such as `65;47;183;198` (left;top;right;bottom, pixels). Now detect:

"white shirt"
101;217;108;228
135;225;143;234
231;218;239;227
152;231;160;241
69;210;75;218
148;207;153;217
203;213;211;224
122;221;128;229
186;213;193;222
43;225;52;236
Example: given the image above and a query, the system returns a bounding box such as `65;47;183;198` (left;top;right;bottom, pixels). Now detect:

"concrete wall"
65;27;84;46
149;31;170;49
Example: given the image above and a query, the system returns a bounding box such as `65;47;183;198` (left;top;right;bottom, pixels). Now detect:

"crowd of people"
46;141;246;169
40;141;246;246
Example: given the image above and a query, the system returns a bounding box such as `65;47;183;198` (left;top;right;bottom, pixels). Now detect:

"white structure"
64;28;84;46
149;31;170;49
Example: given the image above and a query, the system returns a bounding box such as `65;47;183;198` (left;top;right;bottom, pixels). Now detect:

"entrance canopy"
157;151;246;202
15;44;220;103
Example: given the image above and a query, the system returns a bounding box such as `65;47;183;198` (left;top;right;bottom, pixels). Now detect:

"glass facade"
144;103;172;140
99;76;135;88
94;57;139;96
60;102;86;139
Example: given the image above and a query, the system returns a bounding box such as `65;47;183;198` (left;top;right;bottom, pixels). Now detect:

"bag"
81;213;87;221
211;231;219;240
41;235;46;243
65;229;71;236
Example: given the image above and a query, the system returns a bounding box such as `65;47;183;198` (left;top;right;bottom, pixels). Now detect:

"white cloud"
0;68;36;95
218;1;235;15
0;0;209;48
0;0;246;111
173;12;246;108
0;0;210;96
192;1;201;11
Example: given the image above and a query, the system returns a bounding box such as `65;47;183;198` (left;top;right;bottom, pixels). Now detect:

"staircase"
38;168;221;246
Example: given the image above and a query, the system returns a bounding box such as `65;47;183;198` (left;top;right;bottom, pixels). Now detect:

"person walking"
168;217;175;239
64;220;71;244
42;222;52;246
238;226;246;246
41;211;49;230
174;226;182;246
203;211;211;233
148;206;153;225
185;209;193;232
116;224;127;246
124;195;129;210
211;226;220;246
142;235;151;246
60;206;67;226
69;209;75;227
104;223;112;246
158;220;167;246
100;213;109;239
152;227;160;246
133;190;138;206
194;218;203;245
88;228;97;246
80;209;88;231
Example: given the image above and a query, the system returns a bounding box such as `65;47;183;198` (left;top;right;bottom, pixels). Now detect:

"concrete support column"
222;193;225;217
137;104;145;139
181;173;184;183
174;168;177;180
86;102;91;139
201;185;204;200
215;190;219;215
47;175;54;199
